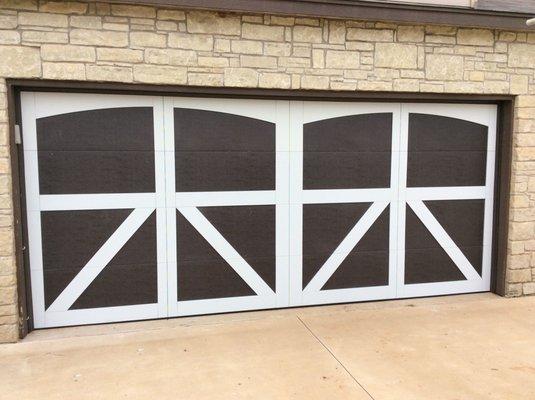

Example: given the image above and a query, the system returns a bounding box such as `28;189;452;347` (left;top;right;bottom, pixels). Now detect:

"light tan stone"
259;72;291;89
70;29;127;47
22;30;67;43
469;70;484;81
375;43;417;68
224;67;258;87
509;44;535;68
102;22;128;31
198;56;229;67
134;65;187;84
0;284;15;305
0;15;18;29
0;304;15;317
426;25;457;35
70;15;102;29
517;135;535;148
457;28;494;46
509;222;535;241
242;15;263;24
270;16;295;26
0;0;37;11
130;17;154;26
242;23;284;42
426;54;463;81
156;20;177;31
111;4;155;18
347;28;393;42
168;33;213;51
508;268;532;283
0;228;13;256
187;11;240;35
130;32;166;48
393;78;419;91
511;194;530;208
188;72;223;86
358;81;393;91
293;25;323;43
264;42;291;57
301;75;329;89
231;40;263;55
325;50;359;69
509;254;531;270
0;31;20;45
40;1;87;14
518;120;535;134
329;20;346;44
157;9;185;21
145;48;197;66
517;96;535;108
86;65;132;82
18;11;67;27
0;46;40;77
41;44;95;62
42;62;85;80
97;48;143;63
516;148;535;161
295;17;319;27
499;32;516;42
240;55;277;68
293;46;310;57
425;35;456;44
214;38;230;52
312;49;324;68
278;57;310;68
397;26;424;42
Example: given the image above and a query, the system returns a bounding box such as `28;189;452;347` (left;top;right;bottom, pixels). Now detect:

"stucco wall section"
0;0;534;342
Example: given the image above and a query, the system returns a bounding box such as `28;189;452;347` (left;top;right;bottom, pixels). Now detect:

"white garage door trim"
20;92;497;328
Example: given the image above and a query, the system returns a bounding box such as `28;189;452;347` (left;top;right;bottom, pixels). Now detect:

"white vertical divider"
163;97;178;316
396;105;410;297
288;101;304;306
153;97;168;318
275;100;291;307
389;104;402;297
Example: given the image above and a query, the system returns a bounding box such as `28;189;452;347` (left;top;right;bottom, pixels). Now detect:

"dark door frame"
6;79;514;338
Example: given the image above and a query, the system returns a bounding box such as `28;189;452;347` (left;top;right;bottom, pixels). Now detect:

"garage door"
20;92;497;328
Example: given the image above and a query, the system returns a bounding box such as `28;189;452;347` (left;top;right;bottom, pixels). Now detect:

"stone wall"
0;0;534;342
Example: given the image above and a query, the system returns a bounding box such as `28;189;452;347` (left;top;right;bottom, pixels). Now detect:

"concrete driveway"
1;293;535;400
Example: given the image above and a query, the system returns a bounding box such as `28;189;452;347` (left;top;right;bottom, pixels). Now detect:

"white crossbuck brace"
47;208;154;312
177;207;275;297
407;200;482;282
47;204;275;314
304;201;389;293
302;195;483;296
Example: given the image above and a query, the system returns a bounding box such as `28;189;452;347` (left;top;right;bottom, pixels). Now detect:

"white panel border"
165;96;290;317
397;103;497;297
21;92;165;328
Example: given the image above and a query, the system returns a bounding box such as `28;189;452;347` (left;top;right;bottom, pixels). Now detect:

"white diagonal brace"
304;201;389;294
408;200;481;281
178;207;275;297
47;208;154;312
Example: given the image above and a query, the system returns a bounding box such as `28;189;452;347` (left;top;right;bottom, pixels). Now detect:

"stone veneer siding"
0;0;534;343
